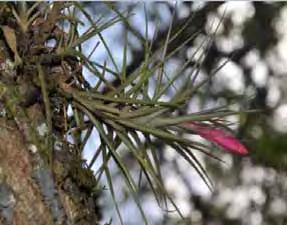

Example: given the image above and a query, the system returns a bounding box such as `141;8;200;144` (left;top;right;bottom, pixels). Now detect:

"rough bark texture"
0;117;50;225
0;2;101;225
0;108;101;225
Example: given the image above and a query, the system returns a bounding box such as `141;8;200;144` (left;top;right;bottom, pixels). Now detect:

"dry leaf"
1;26;22;66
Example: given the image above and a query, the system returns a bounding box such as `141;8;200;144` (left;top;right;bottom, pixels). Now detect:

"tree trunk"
0;112;101;225
0;2;101;225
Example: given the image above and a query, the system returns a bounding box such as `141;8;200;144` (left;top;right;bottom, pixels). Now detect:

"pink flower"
180;122;249;155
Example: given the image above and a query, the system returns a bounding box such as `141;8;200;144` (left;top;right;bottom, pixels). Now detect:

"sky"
74;2;287;224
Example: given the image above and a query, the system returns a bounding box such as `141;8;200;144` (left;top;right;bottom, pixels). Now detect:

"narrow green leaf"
104;156;125;225
76;103;149;224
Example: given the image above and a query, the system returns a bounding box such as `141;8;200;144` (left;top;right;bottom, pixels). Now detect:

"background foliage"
79;2;287;225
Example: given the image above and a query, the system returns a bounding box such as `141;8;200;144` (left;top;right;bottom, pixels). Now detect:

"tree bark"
0;2;101;225
0;107;101;225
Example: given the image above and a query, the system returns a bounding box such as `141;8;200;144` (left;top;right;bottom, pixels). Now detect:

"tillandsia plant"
0;2;251;225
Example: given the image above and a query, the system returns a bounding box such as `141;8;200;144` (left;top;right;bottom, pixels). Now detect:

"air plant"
64;3;251;223
0;2;251;224
180;122;248;155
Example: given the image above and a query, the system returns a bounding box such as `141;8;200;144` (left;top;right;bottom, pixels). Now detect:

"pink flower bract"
180;122;249;155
